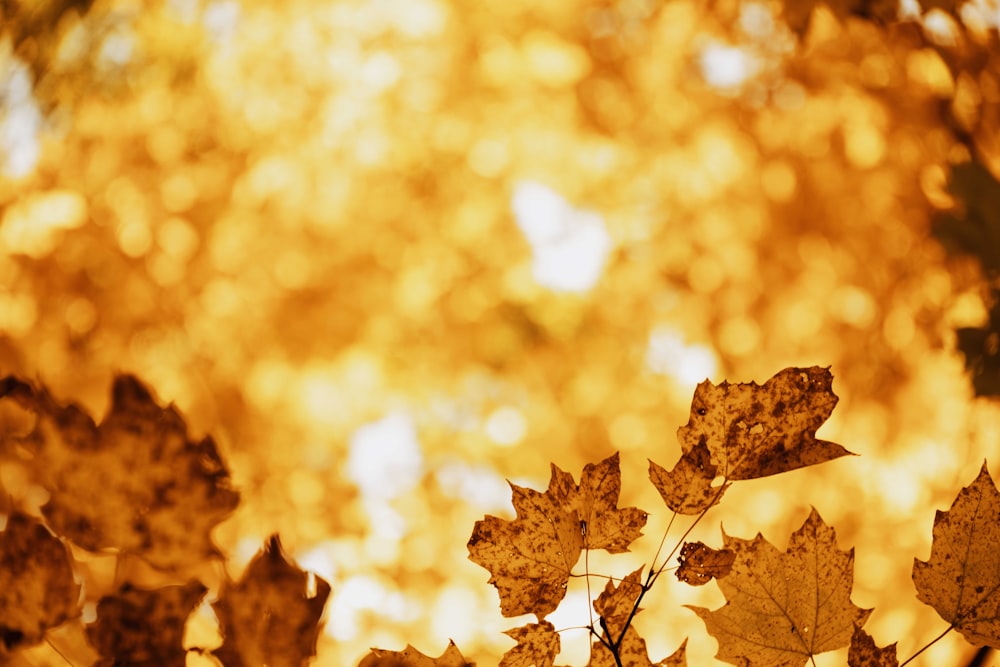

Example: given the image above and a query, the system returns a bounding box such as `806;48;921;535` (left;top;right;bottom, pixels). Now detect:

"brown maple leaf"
0;375;240;570
659;641;687;667
676;366;853;481
500;621;560;667
87;581;207;667
848;626;898;667
649;439;730;515
689;508;871;666
468;453;646;619
212;535;332;667
0;512;80;656
913;462;1000;647
547;453;648;553
675;541;735;587
588;568;685;667
358;641;473;666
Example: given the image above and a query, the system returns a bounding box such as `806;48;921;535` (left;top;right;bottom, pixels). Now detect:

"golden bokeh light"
2;0;1000;665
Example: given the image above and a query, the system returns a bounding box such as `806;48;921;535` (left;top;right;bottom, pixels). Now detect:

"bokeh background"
2;0;1000;664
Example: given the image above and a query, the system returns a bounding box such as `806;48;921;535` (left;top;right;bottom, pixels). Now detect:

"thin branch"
613;482;729;654
900;625;954;666
585;531;595;640
45;638;77;667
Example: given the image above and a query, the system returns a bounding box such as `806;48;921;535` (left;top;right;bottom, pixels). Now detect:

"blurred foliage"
2;0;1000;665
933;159;1000;396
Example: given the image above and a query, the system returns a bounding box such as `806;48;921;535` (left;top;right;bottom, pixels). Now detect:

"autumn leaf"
588;568;684;667
468;480;582;619
550;453;648;553
86;581;207;667
649;439;730;515
913;462;1000;647
500;621;560;667
0;375;240;570
690;508;871;666
468;453;646;618
848;626;898;667
358;641;473;666
677;366;853;481
594;568;644;635
675;541;735;587
659;641;687;667
0;512;80;656
213;535;332;667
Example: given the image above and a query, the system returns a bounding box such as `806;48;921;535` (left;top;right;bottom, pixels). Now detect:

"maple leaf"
676;366;853;481
548;453;648;554
358;640;473;666
649;439;731;515
848;627;898;667
0;375;240;570
212;535;332;667
468;453;646;618
913;462;1000;647
0;512;80;656
675;541;735;587
587;568;685;667
500;621;560;667
690;508;871;666
660;641;687;667
86;581;207;667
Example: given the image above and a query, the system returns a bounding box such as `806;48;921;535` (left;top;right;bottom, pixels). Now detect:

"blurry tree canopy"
2;0;1000;664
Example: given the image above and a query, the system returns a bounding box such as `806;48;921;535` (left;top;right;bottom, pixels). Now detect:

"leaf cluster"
463;367;1000;666
3;365;1000;666
934;159;1000;397
0;375;331;667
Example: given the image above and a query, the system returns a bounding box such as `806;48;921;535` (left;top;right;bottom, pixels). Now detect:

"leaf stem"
45;638;77;667
648;510;678;575
585;541;595;639
651;482;728;582
609;482;728;658
570;571;620;582
555;624;601;634
899;624;955;666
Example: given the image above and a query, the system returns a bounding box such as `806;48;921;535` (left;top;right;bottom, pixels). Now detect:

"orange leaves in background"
0;513;80;657
87;581;208;667
689;509;870;666
0;374;239;570
0;375;332;665
213;536;333;667
3;0;1000;661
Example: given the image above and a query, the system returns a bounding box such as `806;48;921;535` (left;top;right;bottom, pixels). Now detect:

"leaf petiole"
45;638;77;667
899;624;955;666
606;482;728;662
